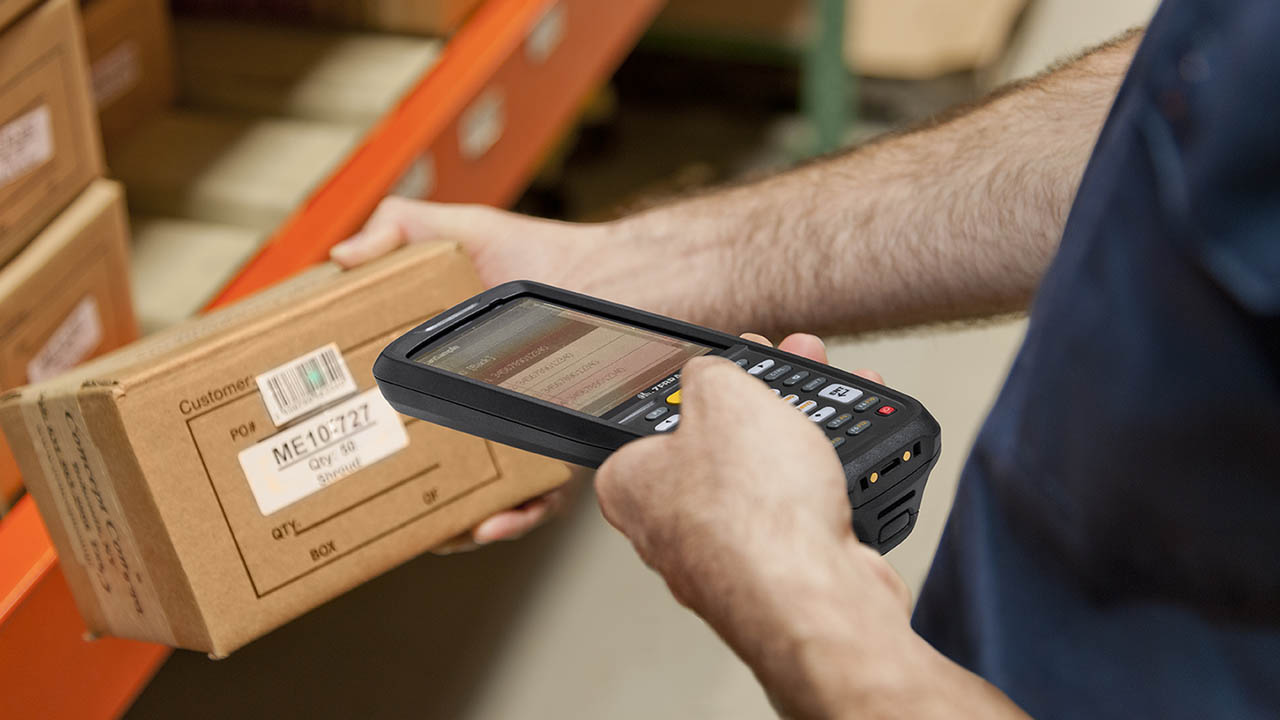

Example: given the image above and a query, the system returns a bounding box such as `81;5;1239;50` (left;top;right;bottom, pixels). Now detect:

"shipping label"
238;388;409;515
91;41;142;109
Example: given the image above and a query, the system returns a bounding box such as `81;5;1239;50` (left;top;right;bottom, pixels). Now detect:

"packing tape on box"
20;391;176;646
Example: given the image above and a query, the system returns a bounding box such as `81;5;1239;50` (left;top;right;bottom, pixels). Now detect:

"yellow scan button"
666;390;682;405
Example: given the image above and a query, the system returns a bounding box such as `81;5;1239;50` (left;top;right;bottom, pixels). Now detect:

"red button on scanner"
876;405;897;416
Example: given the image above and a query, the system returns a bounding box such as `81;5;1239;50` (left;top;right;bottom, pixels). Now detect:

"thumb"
677;355;770;427
330;221;403;268
777;333;828;364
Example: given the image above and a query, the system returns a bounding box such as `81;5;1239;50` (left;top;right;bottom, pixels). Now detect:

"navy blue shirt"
911;1;1280;717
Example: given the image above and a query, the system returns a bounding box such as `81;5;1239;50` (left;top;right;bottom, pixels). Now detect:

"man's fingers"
431;533;480;555
472;499;552;544
777;333;828;364
330;221;403;268
853;368;884;384
740;332;830;365
737;331;882;388
331;198;509;268
679;355;756;403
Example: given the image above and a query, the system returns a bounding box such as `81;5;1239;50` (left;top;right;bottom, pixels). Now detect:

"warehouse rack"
0;0;662;716
214;0;663;304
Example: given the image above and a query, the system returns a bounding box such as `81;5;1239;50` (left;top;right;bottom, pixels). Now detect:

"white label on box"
0;105;54;187
459;88;505;160
239;388;409;516
91;41;142;109
255;343;359;427
27;296;104;383
526;3;567;64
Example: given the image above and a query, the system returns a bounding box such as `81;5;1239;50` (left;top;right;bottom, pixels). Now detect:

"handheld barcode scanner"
374;282;940;553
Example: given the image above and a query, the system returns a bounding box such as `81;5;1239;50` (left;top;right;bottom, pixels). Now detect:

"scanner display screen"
415;297;711;416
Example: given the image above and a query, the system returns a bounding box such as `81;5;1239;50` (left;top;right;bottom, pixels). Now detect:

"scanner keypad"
631;352;902;457
725;351;904;456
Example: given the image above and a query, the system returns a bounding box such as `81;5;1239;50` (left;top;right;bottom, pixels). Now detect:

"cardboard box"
129;216;263;334
108;111;362;230
653;0;811;46
847;0;1028;79
81;0;177;146
0;0;38;29
0;242;570;655
654;0;1028;80
0;179;137;508
0;0;104;265
175;20;440;127
171;0;484;35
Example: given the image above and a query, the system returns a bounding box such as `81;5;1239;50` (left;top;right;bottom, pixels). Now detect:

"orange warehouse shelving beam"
0;497;169;719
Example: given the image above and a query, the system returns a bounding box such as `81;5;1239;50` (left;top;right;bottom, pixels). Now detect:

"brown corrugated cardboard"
82;0;177;146
848;0;1028;79
0;0;104;265
655;0;1028;80
308;0;483;34
129;216;263;334
0;179;137;509
171;0;483;35
0;242;571;655
176;20;440;127
653;0;811;46
107;111;362;230
0;0;38;29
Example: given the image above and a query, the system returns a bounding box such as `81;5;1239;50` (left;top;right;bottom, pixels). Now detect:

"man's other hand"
330;197;612;290
330;198;614;550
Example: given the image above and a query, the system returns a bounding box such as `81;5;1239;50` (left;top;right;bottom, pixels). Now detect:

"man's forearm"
697;536;1029;720
587;31;1140;336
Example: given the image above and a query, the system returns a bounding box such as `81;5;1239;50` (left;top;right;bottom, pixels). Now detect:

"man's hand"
332;199;618;549
595;334;1028;720
596;334;913;718
595;331;898;612
330;198;613;291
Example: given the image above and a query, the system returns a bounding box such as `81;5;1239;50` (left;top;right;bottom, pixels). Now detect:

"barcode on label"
255;343;359;427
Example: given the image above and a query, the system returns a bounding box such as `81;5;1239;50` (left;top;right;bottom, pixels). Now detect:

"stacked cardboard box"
129;216;263;334
115;18;440;333
81;0;177;146
171;0;484;35
109;112;364;231
653;0;812;47
0;0;103;264
0;243;570;654
107;110;362;332
176;19;441;127
654;0;1029;80
0;0;38;30
0;0;137;511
